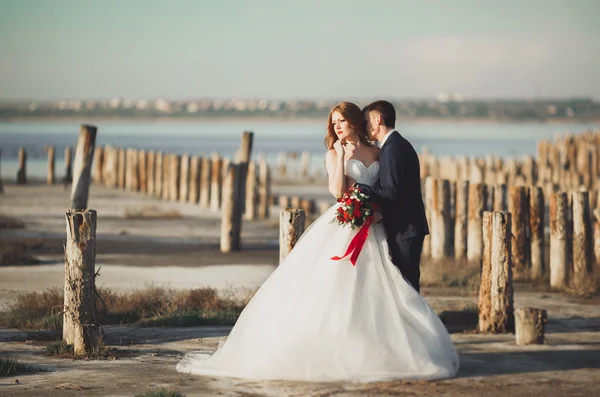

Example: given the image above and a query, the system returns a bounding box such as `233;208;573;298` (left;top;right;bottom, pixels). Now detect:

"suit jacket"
356;131;429;240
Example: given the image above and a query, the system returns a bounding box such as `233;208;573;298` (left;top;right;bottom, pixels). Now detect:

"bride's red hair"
324;102;370;150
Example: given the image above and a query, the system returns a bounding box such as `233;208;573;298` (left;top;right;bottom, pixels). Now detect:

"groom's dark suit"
355;131;429;292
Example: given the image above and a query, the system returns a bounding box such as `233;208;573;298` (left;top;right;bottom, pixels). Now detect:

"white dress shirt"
378;129;397;148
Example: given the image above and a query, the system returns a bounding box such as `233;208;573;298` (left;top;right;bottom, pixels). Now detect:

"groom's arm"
355;143;404;204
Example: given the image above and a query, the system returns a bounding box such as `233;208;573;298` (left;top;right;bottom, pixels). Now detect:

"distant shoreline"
1;116;600;125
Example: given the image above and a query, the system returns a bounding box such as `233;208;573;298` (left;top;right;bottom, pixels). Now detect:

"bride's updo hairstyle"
324;102;371;150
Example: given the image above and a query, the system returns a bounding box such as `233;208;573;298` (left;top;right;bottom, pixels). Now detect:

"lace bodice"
345;159;380;186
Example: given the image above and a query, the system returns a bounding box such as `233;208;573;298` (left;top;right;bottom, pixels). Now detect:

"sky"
1;0;599;101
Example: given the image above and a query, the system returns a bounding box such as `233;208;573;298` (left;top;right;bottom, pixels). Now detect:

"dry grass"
420;257;481;292
0;357;42;377
43;340;134;360
0;241;41;266
0;286;252;333
123;206;183;220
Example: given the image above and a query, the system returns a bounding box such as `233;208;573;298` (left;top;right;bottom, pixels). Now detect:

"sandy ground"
1;181;600;396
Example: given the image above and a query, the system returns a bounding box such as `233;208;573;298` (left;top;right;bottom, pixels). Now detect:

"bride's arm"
325;149;346;198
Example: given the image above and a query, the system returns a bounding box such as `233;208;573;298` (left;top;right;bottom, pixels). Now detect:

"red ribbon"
330;219;373;266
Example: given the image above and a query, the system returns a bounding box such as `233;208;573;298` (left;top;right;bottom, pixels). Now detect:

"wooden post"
478;211;493;332
170;154;181;201
258;161;271;219
161;154;170;200
490;211;514;333
278;152;288;178
550;192;569;289
244;161;258;220
0;150;4;194
493;184;507;211
199;156;212;208
125;149;139;192
279;209;306;263
17;147;27;184
69;125;97;209
179;154;190;203
593;209;600;270
138;150;147;193
189;156;201;203
147;151;155;195
101;146;117;188
92;146;103;185
572;191;593;292
63;209;99;354
117;147;125;189
530;186;545;280
454;180;469;259
515;308;547;345
467;183;487;263
509;186;531;280
154;152;163;198
431;179;452;259
422;177;434;257
300;151;311;178
221;164;242;252
46;146;56;184
210;153;222;211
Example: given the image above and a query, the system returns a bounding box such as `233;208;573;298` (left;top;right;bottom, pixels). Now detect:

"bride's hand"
333;139;345;157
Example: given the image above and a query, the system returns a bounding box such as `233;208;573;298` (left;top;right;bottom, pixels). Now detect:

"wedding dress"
176;159;459;382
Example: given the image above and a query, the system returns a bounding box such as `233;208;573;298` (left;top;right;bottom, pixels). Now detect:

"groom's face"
365;111;378;140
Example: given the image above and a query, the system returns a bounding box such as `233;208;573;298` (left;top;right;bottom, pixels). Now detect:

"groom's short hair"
363;100;396;128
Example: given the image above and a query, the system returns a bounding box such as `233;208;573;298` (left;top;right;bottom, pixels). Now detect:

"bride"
176;102;460;382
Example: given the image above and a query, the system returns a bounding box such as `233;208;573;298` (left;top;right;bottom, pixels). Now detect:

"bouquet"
330;186;380;266
331;186;379;230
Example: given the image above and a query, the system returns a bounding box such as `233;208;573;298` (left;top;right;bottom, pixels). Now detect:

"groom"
353;100;429;293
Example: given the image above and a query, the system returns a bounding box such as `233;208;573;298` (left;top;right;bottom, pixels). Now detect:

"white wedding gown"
176;159;460;382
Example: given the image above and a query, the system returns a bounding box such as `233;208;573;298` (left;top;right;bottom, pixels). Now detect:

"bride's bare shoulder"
371;145;381;161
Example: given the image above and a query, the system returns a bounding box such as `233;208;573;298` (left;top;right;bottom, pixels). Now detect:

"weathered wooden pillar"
431;179;452;259
189;156;201;203
490;211;514;333
593;209;600;270
138;150;147;193
467;183;487;263
300;151;311;178
0;150;4;194
125;149;139;192
92;146;103;185
515;308;547;345
478;211;493;332
493;183;507;211
221;164;242;252
179;154;190;203
169;154;181;201
63;209;99;354
258;161;271;219
550;192;569;289
17;147;27;184
235;130;254;220
161;153;170;200
244;161;258;220
154;152;163;198
278;152;288;178
117;147;125;189
279;209;306;263
530;186;545;280
454;180;469;259
422;177;434;257
210;153;223;211
69;125;97;209
63;146;74;185
572;191;593;292
199;156;212;208
147;151;155;195
509;186;531;280
46;145;56;184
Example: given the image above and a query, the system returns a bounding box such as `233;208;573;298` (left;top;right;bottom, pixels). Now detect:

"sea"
1;120;599;180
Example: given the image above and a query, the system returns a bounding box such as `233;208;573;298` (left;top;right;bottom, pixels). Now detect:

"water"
1;120;598;179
